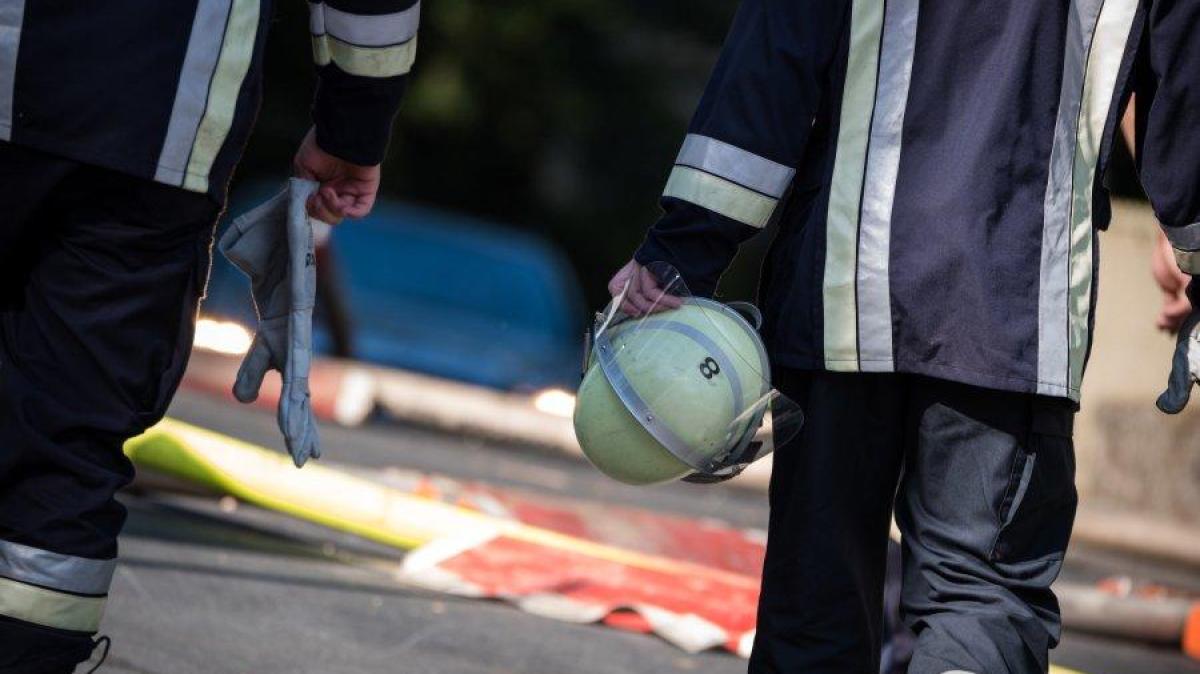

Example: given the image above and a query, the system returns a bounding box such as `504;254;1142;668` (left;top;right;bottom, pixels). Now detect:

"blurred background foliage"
236;0;1146;309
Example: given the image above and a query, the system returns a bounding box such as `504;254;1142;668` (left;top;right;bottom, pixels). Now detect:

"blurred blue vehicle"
202;184;585;391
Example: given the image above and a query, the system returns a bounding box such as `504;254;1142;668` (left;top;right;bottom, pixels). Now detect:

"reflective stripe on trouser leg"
0;540;115;632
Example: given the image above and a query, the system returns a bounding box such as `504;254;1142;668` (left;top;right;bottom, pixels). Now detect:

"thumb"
233;338;273;403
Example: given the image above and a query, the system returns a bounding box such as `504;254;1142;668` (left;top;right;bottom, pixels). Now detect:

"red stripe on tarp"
406;532;760;656
470;486;766;577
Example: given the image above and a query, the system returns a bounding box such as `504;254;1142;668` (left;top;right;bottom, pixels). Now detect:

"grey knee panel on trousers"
749;371;1075;674
898;385;1076;674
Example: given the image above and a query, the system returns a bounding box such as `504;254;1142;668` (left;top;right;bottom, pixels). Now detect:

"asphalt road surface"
87;390;1200;674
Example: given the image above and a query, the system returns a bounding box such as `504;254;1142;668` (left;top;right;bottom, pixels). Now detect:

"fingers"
623;270;657;316
607;262;634;298
307;187;345;225
1152;233;1187;294
1159;295;1193;333
308;184;379;223
341;190;377;219
608;261;685;317
292;159;318;181
608;261;637;314
628;267;684;316
641;267;684;312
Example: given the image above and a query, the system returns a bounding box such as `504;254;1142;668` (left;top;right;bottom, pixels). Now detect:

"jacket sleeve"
1135;0;1200;273
633;0;851;297
308;0;420;166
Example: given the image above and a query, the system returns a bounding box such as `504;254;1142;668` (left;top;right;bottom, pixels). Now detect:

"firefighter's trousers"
0;142;218;672
750;370;1077;674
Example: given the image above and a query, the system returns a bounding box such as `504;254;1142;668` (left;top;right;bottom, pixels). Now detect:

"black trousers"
749;370;1077;674
0;142;218;671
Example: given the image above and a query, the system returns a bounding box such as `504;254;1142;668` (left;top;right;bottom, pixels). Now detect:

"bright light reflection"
533;388;576;418
194;317;253;355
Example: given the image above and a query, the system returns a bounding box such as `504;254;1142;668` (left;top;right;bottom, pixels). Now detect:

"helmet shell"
573;298;769;485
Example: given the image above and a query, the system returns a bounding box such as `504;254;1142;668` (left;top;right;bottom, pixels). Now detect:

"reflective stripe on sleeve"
312;34;418;78
674;135;794;200
0;541;115;596
662;166;778;229
1163;222;1200;253
0;577;106;633
1174;248;1200;275
312;2;420;48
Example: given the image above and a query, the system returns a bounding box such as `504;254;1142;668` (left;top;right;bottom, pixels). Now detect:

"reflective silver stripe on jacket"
0;0;24;142
155;0;234;185
823;0;920;372
1038;0;1138;399
0;540;115;596
854;0;920;373
822;0;884;370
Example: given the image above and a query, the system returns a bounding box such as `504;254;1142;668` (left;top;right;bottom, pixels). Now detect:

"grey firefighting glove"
1157;280;1200;415
219;178;322;467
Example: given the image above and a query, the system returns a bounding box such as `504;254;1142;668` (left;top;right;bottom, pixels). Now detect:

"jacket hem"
772;352;1081;404
2;132;217;200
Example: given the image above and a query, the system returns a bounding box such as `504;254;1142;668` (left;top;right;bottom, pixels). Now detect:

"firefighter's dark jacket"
0;0;420;197
635;0;1200;402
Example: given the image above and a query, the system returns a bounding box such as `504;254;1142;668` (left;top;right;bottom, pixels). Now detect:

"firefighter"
611;0;1200;672
0;1;419;669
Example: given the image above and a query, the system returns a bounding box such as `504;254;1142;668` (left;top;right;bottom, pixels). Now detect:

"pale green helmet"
573;295;797;485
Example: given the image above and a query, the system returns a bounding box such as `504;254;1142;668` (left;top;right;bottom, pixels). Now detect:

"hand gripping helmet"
573;264;803;485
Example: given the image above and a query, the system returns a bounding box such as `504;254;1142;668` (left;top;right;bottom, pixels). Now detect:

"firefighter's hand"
1153;230;1192;333
293;127;380;225
608;260;684;317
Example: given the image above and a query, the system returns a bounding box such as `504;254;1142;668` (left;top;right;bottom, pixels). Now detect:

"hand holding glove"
1157;279;1200;415
219;179;323;466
